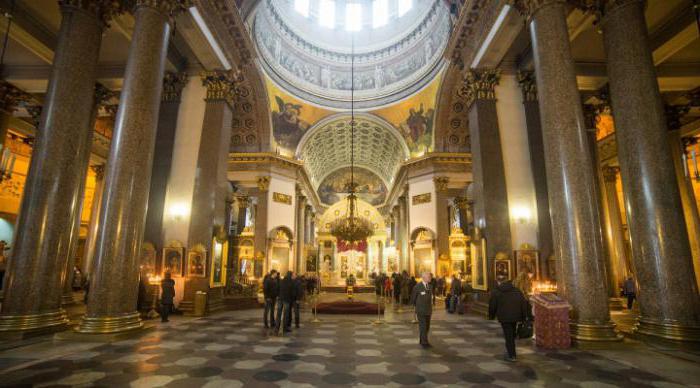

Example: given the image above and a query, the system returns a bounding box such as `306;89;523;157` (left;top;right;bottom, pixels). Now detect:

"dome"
253;0;450;110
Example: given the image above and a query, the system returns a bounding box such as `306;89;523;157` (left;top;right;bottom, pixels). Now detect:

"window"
294;0;309;17
319;0;336;28
398;0;412;17
372;0;388;28
345;2;362;31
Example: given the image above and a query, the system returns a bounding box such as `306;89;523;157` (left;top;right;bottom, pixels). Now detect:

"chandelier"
329;34;374;245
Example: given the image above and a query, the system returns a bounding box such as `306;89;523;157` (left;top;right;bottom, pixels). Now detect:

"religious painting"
210;239;228;287
272;95;310;152
273;192;292;205
412;193;431;205
495;258;512;282
187;250;206;278
318;167;387;206
306;254;317;272
163;247;184;277
515;249;540;279
470;240;487;290
140;242;156;276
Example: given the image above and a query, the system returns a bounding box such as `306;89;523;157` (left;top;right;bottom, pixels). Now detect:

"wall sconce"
169;203;190;221
511;206;532;225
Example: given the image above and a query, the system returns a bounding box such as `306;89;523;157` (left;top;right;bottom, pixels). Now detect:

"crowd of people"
261;269;318;335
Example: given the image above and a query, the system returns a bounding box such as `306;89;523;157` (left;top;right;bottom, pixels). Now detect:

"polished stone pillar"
602;0;700;342
255;178;270;268
144;72;188;250
600;166;631;291
82;164;105;278
296;195;307;273
666;106;700;290
517;71;553;274
0;2;119;335
397;195;409;272
518;0;619;341
434;176;450;259
465;69;512;286
78;1;179;334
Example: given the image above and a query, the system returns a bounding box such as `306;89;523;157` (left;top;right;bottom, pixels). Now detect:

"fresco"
318;167;387;206
373;72;442;156
267;79;332;155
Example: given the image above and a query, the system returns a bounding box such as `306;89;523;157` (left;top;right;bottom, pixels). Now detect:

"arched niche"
410;227;435;276
267;226;294;275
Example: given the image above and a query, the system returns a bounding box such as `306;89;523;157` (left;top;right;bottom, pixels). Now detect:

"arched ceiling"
298;113;409;189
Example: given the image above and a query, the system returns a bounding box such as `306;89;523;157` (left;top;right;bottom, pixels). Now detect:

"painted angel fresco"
400;103;435;154
272;95;310;151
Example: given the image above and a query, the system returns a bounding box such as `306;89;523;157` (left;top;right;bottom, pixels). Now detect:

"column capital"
599;0;645;15
58;0;126;26
257;176;270;192
601;165;620;182
665;104;690;131
90;163;106;180
94;83;117;107
433;176;449;192
134;0;192;17
200;70;238;101
162;72;188;102
235;195;250;208
509;0;569;19
305;204;313;213
454;196;471;210
517;71;537;102
458;68;500;107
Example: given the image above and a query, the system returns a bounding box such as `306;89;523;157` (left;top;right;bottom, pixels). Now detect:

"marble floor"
0;299;698;387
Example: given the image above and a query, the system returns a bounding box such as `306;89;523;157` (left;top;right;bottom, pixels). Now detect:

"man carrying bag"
488;278;529;362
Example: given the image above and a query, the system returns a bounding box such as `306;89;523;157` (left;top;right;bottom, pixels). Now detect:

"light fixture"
329;34;374;246
511;206;531;225
169;202;190;221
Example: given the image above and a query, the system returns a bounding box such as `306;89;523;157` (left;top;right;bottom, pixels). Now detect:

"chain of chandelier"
329;33;374;245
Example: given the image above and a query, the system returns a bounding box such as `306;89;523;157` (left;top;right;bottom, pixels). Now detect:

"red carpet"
315;300;385;314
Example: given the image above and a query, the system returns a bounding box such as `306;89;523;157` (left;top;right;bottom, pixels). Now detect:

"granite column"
517;0;620;341
82;164;106;278
602;0;700;342
0;2;120;335
78;1;181;334
600;166;631;288
296;195;307;274
465;68;512;286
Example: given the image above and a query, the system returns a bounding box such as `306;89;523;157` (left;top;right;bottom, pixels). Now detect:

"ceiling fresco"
318;166;388;206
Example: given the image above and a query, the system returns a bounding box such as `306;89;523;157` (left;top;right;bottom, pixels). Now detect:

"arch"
410;227;435;242
433;62;470;153
318;197;387;236
268;225;294;241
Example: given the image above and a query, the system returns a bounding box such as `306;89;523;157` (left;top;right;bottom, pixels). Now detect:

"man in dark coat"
449;274;462;313
488;279;528;362
622;276;636;310
393;274;401;303
410;272;434;348
263;270;278;328
291;274;305;328
276;271;294;334
160;272;176;323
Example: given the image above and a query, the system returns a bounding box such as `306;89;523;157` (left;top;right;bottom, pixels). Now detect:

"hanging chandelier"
329;34;374;245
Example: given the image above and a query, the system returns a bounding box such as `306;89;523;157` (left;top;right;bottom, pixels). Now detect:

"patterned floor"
0;306;697;387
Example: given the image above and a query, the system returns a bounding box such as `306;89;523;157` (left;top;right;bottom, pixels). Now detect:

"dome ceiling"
254;0;450;109
297;113;409;190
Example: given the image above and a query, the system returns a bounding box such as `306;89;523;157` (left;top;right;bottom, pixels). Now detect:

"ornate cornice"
257;176;270;192
458;68;500;106
434;176;450;192
517;71;537;102
162;72;188;102
602;165;620;182
58;0;127;25
665;104;690;131
134;0;192;17
90;163;106;181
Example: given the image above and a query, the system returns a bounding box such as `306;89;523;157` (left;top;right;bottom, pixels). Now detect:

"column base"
75;312;143;334
61;293;76;306
0;309;69;338
608;297;625;311
570;321;623;342
634;317;700;346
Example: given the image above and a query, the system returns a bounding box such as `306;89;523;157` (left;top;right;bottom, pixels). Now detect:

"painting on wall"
318;167;387;206
187;250;206;278
272;95;310;151
163;247;184;277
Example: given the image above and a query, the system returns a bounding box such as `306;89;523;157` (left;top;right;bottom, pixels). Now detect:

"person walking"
622;276;636;310
410;272;434;348
276;271;294;334
429;273;437;305
449;274;462;313
488;278;528;362
160;272;176;323
393;273;401;304
263;270;278;328
292;273;304;328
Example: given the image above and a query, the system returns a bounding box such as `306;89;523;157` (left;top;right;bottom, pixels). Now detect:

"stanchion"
310;290;322;323
371;287;384;325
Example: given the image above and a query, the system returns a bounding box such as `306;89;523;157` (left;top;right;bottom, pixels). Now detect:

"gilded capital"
201;70;237;101
58;0;127;26
517;71;537;102
602;165;620;182
257;176;270;192
458;68;500;107
90;163;106;180
135;0;192;17
433;176;449;192
162;72;188;102
454;196;471;210
236;195;250;209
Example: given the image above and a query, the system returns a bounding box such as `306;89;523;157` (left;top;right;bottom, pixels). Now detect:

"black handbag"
517;320;533;339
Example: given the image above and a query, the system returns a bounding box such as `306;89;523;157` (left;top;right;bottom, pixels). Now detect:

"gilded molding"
162;72;188;102
58;0;126;25
454;196;471;210
517;71;537;102
257;176;270;192
90;163;106;181
201;70;236;101
458;68;500;107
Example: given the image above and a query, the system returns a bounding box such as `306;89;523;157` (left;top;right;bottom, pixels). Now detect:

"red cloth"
337;239;367;253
